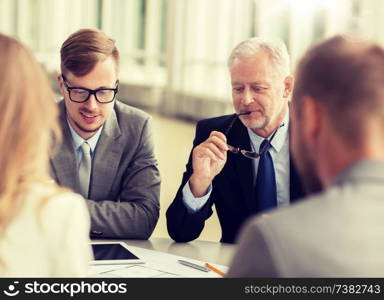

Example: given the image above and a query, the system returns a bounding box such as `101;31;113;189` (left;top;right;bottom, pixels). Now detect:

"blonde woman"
0;34;92;276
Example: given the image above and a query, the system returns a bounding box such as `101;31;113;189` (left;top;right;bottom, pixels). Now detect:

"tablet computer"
90;242;144;265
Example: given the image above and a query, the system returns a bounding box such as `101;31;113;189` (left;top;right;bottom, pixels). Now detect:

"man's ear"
301;95;323;146
283;75;294;99
57;74;65;95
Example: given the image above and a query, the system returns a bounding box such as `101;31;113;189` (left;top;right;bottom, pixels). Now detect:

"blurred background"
1;0;382;241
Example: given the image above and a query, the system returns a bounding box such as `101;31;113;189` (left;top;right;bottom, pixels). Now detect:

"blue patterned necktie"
255;139;277;212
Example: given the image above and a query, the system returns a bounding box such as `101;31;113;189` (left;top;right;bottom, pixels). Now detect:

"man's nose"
84;94;98;110
241;88;254;106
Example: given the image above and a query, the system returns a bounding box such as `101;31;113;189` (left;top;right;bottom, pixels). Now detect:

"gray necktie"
79;142;92;198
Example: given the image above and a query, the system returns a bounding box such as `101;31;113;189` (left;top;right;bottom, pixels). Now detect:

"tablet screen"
92;243;139;260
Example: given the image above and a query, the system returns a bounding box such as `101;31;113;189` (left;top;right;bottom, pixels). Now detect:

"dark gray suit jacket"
227;160;384;277
50;100;160;239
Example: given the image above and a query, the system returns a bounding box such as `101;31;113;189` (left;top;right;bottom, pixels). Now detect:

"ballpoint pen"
177;260;210;272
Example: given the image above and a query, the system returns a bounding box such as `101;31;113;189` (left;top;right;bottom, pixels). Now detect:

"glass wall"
1;0;383;119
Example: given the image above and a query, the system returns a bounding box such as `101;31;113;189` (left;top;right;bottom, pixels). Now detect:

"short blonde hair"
0;34;61;233
61;28;119;76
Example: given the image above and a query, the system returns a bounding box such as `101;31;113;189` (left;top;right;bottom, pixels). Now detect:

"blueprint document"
87;245;228;278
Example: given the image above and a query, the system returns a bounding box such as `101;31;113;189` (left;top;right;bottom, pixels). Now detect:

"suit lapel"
50;101;78;191
90;106;123;200
227;118;257;213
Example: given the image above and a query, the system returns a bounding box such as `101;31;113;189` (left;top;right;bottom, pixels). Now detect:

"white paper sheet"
87;245;228;278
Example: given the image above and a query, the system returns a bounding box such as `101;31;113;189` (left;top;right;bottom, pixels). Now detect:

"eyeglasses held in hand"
62;75;119;103
225;112;284;159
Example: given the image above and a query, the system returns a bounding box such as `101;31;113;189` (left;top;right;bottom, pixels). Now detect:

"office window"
101;0;167;86
0;0;100;72
1;0;384;118
167;0;254;100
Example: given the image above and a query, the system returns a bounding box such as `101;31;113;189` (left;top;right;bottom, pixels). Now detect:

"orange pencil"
205;263;226;277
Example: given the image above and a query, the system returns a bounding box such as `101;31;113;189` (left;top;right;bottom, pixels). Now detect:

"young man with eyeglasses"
167;37;304;244
51;28;160;239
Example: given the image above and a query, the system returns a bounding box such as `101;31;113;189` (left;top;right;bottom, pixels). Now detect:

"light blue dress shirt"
67;120;103;167
182;110;290;213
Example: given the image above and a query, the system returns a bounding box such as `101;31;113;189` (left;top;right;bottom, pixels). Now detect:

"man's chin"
241;118;268;130
81;127;101;133
75;121;103;134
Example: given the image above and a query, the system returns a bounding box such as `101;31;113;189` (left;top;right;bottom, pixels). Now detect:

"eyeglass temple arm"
227;144;241;154
223;113;239;136
259;122;285;153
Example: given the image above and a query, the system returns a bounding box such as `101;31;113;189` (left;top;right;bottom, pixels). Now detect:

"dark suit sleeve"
87;117;160;239
166;121;217;242
226;218;278;277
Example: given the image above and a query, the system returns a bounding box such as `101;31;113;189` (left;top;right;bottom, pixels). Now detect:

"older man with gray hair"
166;37;304;244
227;35;384;277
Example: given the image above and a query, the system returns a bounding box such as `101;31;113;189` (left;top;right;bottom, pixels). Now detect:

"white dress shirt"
67;120;103;166
182;110;290;213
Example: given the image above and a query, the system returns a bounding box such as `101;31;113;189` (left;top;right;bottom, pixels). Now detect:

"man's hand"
189;131;228;197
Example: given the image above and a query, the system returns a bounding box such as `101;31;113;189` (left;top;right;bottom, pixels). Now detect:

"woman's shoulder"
25;182;88;217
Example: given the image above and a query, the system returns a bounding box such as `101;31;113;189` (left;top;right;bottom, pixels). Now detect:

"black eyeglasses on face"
61;75;119;103
225;112;284;159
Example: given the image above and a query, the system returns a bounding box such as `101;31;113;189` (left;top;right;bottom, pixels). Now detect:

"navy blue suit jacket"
166;114;304;243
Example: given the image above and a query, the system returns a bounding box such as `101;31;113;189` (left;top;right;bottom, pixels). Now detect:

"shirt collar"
67;120;103;153
247;108;289;153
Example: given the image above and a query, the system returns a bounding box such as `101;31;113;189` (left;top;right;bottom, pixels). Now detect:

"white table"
98;237;236;266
